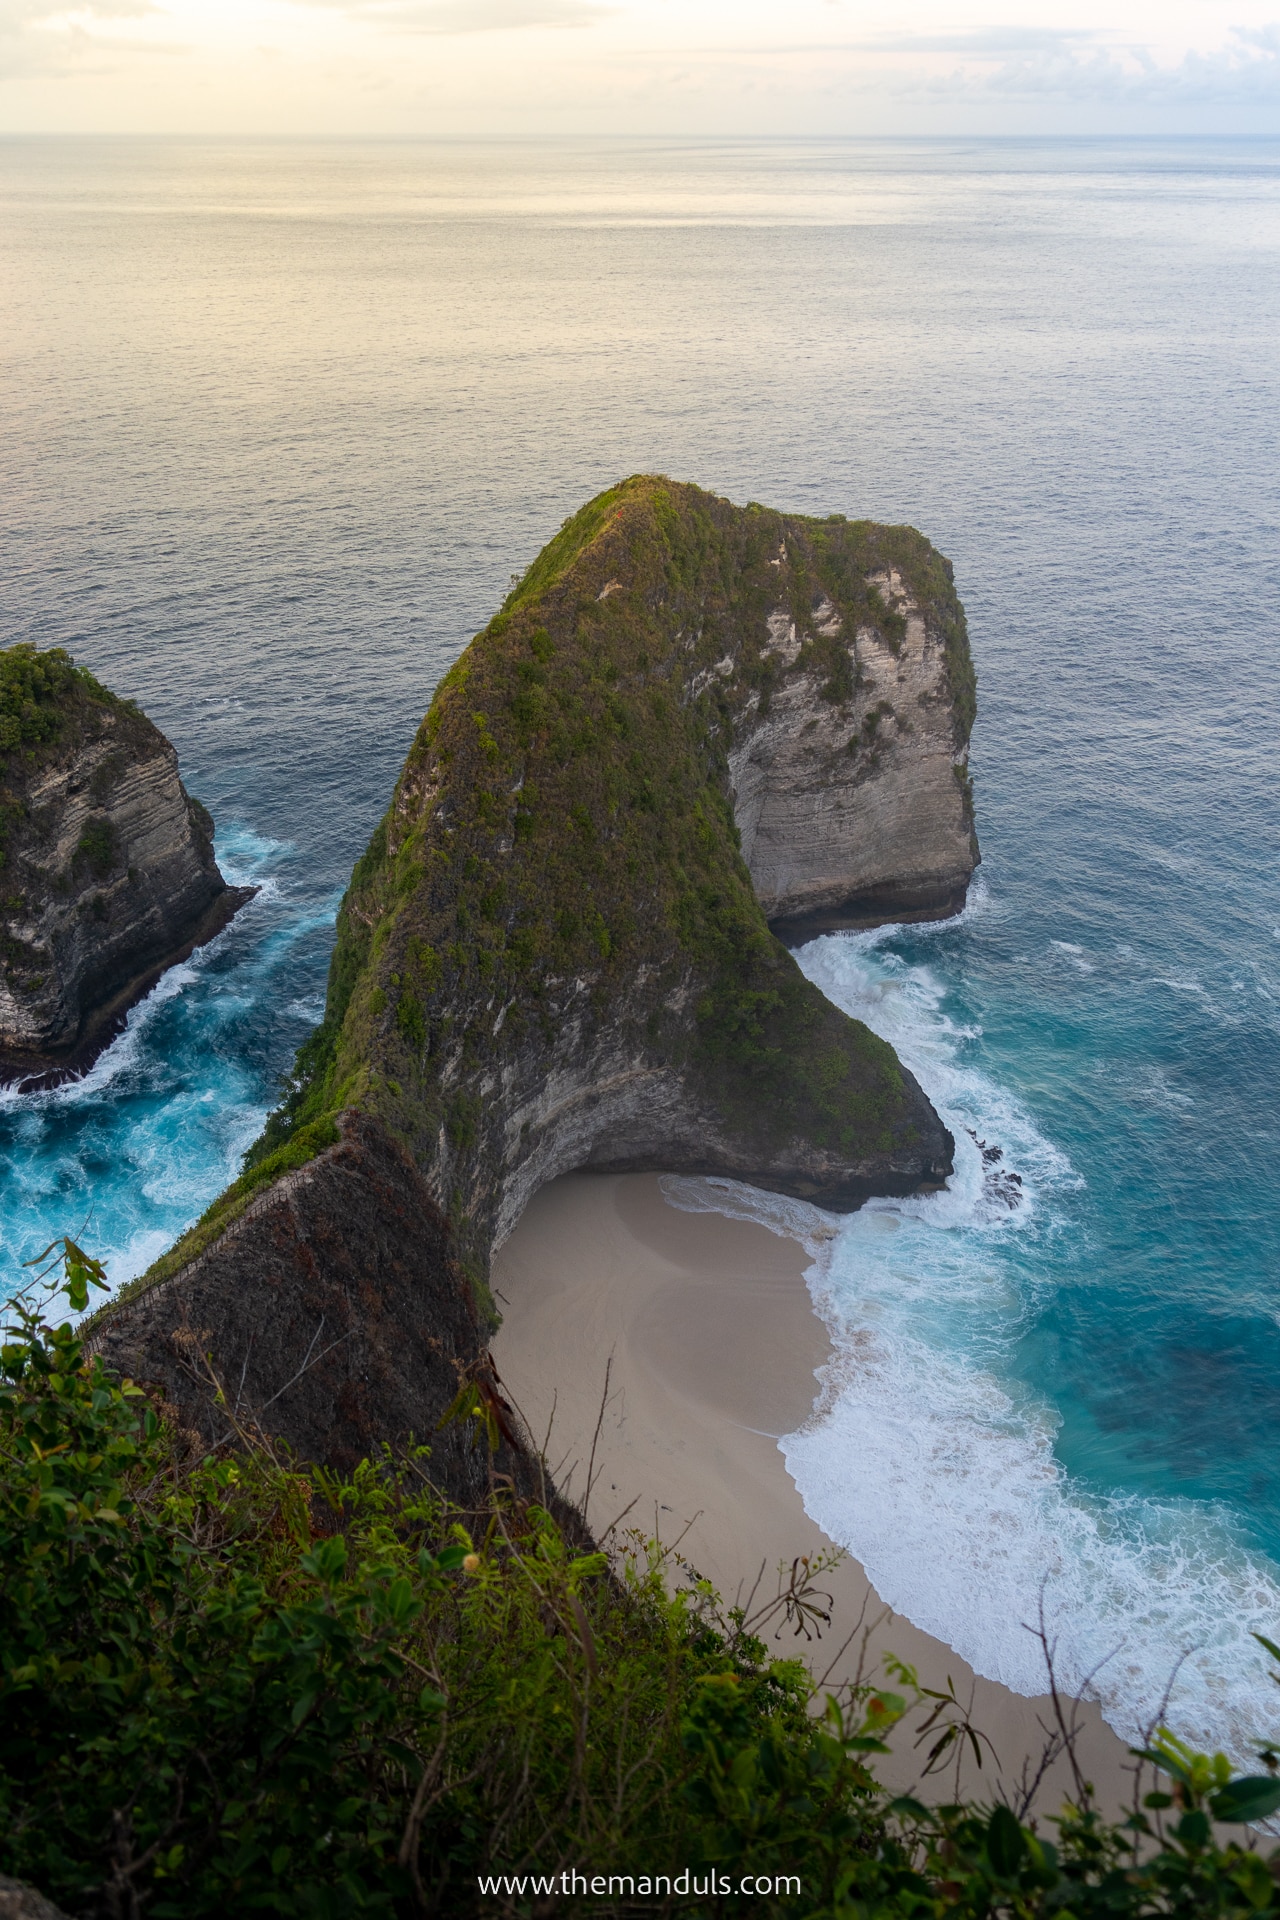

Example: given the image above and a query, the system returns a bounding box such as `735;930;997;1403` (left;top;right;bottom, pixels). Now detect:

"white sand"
491;1171;1135;1818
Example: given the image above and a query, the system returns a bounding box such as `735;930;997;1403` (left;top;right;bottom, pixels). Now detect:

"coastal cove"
3;135;1280;1775
490;1170;1134;1815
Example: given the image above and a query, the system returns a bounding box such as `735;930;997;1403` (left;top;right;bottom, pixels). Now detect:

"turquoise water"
3;136;1280;1755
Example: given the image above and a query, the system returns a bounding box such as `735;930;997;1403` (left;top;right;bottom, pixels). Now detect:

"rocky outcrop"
90;1109;593;1530
732;566;978;941
93;1112;509;1497
0;1875;72;1920
98;478;978;1482
0;646;253;1088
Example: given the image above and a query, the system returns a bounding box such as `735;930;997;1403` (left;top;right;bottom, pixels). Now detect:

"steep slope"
96;478;978;1473
0;646;253;1087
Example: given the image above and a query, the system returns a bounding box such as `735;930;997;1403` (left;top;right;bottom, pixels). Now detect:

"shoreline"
491;1170;1135;1817
0;882;259;1094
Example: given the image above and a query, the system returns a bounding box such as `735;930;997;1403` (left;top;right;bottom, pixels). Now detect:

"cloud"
1232;24;1280;56
940;25;1280;105
3;0;1279;130
0;0;165;81
288;0;610;30
0;0;157;19
664;18;1280;112
825;26;1097;55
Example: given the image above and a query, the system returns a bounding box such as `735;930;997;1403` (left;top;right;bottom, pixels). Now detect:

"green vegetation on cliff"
8;1248;1280;1918
0;645;121;760
242;478;971;1275
0;646;138;870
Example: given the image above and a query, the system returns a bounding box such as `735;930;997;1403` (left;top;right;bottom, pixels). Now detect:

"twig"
596;1493;640;1543
232;1333;254;1417
1022;1585;1121;1808
398;1722;450;1906
203;1318;353;1451
540;1387;559;1463
815;1592;882;1693
582;1354;614;1528
1009;1715;1069;1822
258;1317;342;1414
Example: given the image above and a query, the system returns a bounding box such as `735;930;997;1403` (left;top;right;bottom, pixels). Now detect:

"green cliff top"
0;644;135;764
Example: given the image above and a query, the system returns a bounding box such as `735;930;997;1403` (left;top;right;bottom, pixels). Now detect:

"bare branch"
582;1354;614;1529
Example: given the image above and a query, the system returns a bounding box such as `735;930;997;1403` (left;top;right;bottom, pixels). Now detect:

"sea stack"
0;644;253;1087
94;478;978;1480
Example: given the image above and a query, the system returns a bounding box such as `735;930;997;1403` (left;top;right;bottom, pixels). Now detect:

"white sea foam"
0;846;330;1116
1052;940;1097;974
782;1324;1280;1757
215;823;292;884
661;1174;838;1262
0;825;328;1299
0;958;201;1113
1154;974;1209;997
671;923;1280;1764
285;997;326;1022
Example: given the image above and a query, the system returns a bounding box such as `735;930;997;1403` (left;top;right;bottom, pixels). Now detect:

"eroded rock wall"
0;678;250;1083
488;1004;951;1254
731;569;978;940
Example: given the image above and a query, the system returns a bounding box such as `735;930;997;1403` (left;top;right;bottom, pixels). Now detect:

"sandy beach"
491;1171;1135;1819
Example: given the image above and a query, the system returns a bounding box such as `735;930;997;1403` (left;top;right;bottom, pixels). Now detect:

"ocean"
3;134;1280;1762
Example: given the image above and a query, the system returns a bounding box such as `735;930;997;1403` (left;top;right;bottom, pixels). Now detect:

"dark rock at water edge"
0;645;255;1089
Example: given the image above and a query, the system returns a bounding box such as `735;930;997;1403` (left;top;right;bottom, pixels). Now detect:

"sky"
1;0;1279;136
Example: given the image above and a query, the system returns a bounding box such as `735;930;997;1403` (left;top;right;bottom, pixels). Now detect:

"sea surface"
3;135;1280;1761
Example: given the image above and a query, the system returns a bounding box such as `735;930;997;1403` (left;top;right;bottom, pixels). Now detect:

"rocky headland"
0;645;253;1089
94;478;978;1485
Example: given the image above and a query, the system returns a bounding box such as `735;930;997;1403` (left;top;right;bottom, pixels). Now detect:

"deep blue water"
3;136;1279;1755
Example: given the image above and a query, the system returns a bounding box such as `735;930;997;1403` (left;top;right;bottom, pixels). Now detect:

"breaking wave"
669;921;1280;1763
0;827;337;1295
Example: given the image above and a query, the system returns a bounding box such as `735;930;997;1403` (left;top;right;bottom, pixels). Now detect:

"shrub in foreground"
3;1246;1280;1917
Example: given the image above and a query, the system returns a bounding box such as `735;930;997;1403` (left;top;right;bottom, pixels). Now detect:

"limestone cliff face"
0;647;252;1085
99;481;979;1478
731;565;978;941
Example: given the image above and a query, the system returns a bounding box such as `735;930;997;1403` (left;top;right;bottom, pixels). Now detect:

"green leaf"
1175;1808;1211;1849
290;1690;319;1729
1209;1776;1280;1825
1133;1743;1195;1789
301;1536;348;1583
986;1803;1026;1878
887;1795;931;1822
